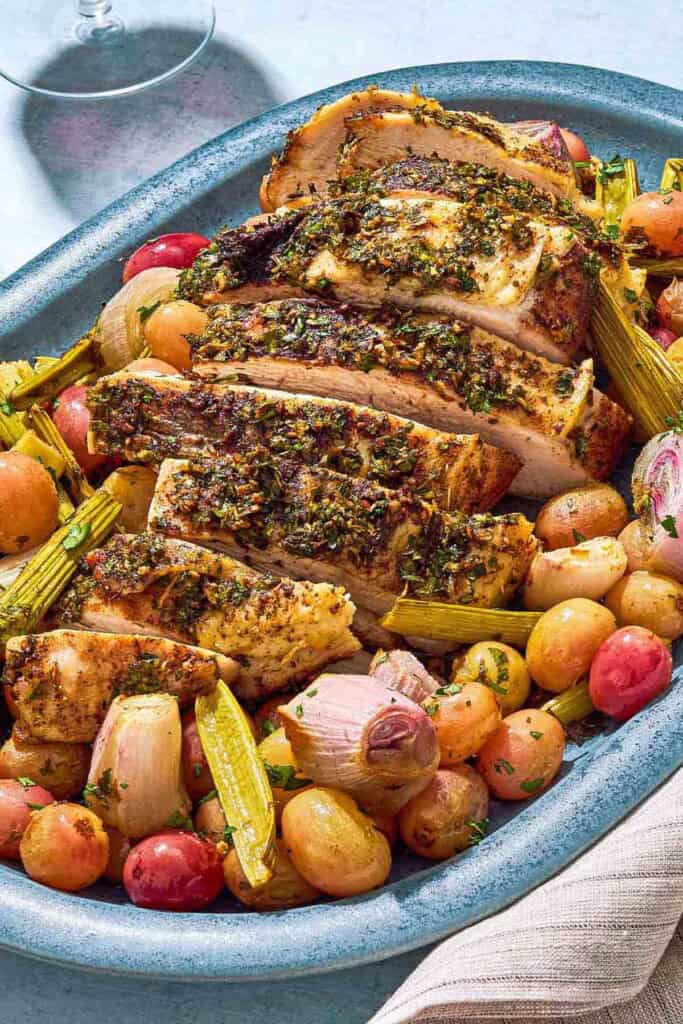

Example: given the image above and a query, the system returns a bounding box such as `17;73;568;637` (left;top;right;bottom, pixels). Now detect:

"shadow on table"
18;29;281;223
0;942;432;1024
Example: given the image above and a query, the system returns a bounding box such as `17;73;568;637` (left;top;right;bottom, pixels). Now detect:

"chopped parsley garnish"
263;760;311;791
222;824;237;846
494;758;515;775
555;371;574;396
424;700;440;717
17;777;36;789
166;809;194;830
83;768;113;805
0;399;14;416
573;529;586;544
466;817;490;846
27;803;46;811
623;287;638;304
306;688;318;698
62;521;92;551
434;682;462;697
598;155;625;182
482;647;509;696
660;515;678;538
137;300;162;323
529;731;543;740
261;719;277;738
520;777;544;793
198;788;218;806
665;411;683;434
295;703;304;719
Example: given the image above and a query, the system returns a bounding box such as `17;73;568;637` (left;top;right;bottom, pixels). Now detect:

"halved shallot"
85;693;191;839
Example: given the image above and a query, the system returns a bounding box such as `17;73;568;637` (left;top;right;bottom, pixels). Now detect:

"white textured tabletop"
0;3;680;1022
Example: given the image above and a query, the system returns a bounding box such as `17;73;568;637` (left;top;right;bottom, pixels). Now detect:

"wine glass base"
0;0;216;99
75;15;125;48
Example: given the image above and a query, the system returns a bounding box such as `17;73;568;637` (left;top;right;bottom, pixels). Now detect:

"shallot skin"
632;431;683;582
279;674;439;815
368;650;439;702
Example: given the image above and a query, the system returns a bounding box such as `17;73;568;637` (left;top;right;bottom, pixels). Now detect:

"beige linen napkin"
371;768;683;1024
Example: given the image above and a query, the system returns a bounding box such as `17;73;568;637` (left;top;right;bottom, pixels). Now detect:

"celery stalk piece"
195;681;276;888
541;680;594;725
595;156;639;230
0;361;33;447
380;599;541;648
56;483;76;526
591;277;683;437
0;490;121;645
660;158;683;193
631;256;683;277
9;332;98;411
27;406;95;502
12;429;67;479
33;356;60;371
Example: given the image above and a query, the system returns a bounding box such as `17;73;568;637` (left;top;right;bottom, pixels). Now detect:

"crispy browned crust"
149;456;537;614
178;194;596;362
5;630;234;743
572;388;633;481
528;243;599;358
260;88;428;211
88;372;520;513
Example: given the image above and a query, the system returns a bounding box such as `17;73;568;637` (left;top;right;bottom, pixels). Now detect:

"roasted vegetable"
632;429;683;582
591;277;683;437
85;694;191;839
381;600;541;648
0;452;59;554
399;765;489;859
523;537;627;611
476;709;565;800
279;675;439;815
534;484;628;551
282;787;391;898
224;837;320;910
368;649;439;703
525;598;616;693
195;681;276;888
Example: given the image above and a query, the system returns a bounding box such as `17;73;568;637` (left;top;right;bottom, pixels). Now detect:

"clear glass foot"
0;0;215;99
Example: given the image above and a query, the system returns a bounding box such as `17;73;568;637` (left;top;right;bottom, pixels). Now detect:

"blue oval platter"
0;60;682;982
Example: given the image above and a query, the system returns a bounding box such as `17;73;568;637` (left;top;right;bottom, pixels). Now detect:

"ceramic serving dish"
0;60;682;982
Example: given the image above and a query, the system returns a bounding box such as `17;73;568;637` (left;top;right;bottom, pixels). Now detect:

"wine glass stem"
75;0;123;44
78;0;112;15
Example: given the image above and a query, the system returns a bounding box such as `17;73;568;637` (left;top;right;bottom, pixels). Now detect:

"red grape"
52;385;107;475
0;779;55;859
122;233;209;283
123;831;224;911
589;626;672;721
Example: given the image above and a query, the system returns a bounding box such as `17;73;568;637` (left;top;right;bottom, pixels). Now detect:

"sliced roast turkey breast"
189;299;631;500
88;370;519;513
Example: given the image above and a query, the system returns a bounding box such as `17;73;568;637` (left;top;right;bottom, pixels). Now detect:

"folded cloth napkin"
371;768;683;1024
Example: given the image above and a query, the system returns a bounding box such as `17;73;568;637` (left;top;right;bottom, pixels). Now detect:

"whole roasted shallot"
278;675;439;815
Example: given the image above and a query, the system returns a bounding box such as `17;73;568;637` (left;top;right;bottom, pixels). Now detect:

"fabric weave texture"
372;769;683;1024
